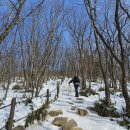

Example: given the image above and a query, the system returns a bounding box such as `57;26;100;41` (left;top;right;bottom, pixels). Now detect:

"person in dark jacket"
69;75;80;97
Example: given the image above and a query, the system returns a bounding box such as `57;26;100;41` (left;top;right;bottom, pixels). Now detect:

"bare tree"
16;0;65;97
0;0;45;44
67;12;88;90
84;0;130;113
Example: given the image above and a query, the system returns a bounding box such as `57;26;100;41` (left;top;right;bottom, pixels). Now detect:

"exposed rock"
71;106;77;110
62;119;77;130
86;106;95;111
49;110;63;117
76;98;84;101
74;100;84;104
13;125;25;130
52;117;68;127
68;102;73;105
77;108;88;116
71;127;83;130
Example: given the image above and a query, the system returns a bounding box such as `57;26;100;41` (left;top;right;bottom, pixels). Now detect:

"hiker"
69;75;80;97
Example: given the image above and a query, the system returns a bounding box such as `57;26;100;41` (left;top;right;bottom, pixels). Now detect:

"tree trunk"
121;62;130;114
110;56;117;90
115;0;130;113
3;80;10;100
94;31;111;106
80;63;87;90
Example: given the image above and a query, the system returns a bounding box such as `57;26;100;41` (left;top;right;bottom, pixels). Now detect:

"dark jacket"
69;76;80;85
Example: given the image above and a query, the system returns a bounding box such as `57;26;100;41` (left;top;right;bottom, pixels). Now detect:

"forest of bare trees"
0;0;130;115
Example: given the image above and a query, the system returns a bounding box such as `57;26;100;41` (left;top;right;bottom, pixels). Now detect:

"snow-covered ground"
0;79;59;129
0;78;128;130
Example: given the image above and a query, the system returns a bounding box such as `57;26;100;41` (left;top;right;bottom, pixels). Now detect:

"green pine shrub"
25;103;48;127
12;85;21;90
94;99;120;118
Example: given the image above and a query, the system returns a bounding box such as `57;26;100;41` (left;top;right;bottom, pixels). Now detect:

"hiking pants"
74;85;79;97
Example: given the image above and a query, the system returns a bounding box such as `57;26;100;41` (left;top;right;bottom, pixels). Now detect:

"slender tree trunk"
115;0;130;113
110;56;117;90
121;60;130;113
94;31;111;106
80;60;87;90
3;80;10;100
